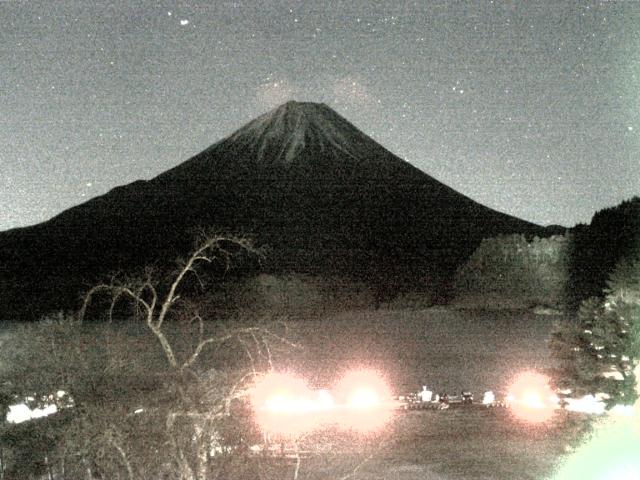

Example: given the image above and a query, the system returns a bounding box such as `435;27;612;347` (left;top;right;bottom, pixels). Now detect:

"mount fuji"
0;101;552;320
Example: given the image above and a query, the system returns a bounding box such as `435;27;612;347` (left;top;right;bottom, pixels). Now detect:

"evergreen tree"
551;253;640;408
454;233;570;307
567;196;640;307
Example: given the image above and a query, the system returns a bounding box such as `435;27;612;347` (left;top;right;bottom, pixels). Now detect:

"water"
286;307;562;397
0;306;563;399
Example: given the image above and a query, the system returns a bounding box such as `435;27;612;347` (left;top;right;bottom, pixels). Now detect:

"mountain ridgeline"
0;101;552;320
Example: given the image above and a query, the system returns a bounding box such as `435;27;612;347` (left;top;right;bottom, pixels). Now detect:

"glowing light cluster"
335;369;391;408
250;369;393;436
507;371;557;423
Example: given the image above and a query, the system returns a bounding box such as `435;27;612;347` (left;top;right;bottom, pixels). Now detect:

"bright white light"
180;19;189;26
507;371;556;422
7;403;58;424
264;389;335;413
265;394;299;412
335;369;392;410
251;370;394;435
348;387;379;409
315;389;334;410
522;391;545;409
482;391;495;405
564;395;606;415
6;404;31;423
419;386;432;402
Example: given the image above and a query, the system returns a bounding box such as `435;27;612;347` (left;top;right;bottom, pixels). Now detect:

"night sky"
2;0;638;231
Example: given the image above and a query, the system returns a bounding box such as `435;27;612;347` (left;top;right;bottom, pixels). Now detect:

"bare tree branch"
57;233;308;480
104;428;135;480
77;234;264;373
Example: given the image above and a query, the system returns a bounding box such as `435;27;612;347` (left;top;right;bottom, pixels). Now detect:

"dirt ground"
287;406;589;480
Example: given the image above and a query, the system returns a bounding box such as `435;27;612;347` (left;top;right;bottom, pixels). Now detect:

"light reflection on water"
286;307;560;396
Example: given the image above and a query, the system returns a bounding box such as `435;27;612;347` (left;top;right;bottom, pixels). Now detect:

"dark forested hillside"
568;196;640;306
452;197;640;310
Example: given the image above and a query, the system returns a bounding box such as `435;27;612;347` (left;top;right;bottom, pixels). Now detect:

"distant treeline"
453;234;571;308
453;197;640;309
568;197;640;306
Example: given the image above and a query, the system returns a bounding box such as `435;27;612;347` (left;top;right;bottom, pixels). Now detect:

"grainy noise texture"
1;0;638;230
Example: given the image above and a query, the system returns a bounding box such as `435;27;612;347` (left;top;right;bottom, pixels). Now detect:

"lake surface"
287;307;563;397
0;306;564;399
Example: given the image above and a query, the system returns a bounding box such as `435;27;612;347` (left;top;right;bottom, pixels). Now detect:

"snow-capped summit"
227;101;365;164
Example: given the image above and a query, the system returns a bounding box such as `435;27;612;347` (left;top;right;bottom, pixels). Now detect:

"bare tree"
1;233;393;480
0;233;302;480
72;233;304;479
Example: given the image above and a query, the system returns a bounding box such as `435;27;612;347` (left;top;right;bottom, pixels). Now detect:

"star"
1;1;638;230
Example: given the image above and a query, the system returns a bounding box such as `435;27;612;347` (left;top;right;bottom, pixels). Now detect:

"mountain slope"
0;101;549;320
